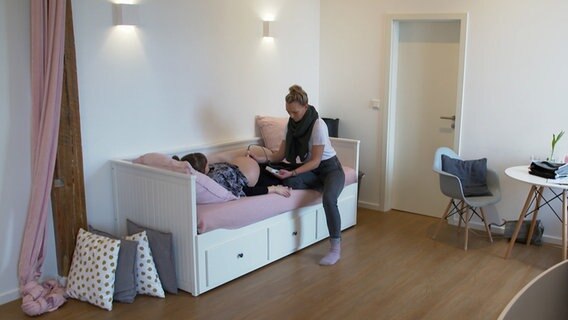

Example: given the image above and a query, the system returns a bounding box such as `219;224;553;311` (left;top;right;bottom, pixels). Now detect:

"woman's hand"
275;169;295;179
268;185;292;197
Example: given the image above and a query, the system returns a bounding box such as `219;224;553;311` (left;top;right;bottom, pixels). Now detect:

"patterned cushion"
126;219;178;294
66;229;121;310
125;231;165;298
87;225;137;303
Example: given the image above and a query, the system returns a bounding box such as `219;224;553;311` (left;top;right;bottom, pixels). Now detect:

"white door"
382;15;467;217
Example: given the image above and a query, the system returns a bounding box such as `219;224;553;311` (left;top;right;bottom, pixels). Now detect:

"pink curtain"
18;0;67;316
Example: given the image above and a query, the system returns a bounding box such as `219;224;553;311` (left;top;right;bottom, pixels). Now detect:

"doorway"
380;14;468;217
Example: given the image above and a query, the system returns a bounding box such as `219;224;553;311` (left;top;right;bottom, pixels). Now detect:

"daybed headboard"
331;137;360;174
175;137;263;158
146;136;359;173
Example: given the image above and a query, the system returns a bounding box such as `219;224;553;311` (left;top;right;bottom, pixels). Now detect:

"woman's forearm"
294;158;320;175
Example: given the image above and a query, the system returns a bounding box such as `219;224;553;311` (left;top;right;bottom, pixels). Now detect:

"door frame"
379;13;468;212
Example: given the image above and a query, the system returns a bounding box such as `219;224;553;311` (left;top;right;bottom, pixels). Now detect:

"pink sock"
319;238;341;266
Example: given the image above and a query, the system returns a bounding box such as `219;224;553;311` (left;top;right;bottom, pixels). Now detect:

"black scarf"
285;105;319;163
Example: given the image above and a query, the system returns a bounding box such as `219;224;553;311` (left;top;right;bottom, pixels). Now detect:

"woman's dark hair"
173;153;208;173
285;84;308;105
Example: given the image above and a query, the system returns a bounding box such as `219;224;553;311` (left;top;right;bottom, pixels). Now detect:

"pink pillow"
133;153;191;174
192;170;238;204
256;116;287;152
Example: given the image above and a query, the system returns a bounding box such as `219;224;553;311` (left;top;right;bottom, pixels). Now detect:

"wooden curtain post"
50;0;87;276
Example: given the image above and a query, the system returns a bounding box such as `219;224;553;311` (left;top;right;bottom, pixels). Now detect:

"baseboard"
448;218;505;234
0;287;20;305
541;235;562;246
447;218;562;245
0;275;66;306
357;201;381;211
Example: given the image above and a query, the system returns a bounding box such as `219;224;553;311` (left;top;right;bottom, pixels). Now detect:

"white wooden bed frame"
111;137;360;296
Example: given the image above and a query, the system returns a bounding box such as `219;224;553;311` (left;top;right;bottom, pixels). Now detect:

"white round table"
504;165;568;260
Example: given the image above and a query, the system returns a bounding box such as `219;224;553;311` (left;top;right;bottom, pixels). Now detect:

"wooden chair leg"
464;207;470;251
479;207;493;243
433;200;453;240
457;201;465;236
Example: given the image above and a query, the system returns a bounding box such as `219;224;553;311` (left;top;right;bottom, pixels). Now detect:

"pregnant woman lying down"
173;153;291;198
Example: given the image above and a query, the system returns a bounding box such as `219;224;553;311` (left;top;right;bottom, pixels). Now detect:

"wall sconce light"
263;20;272;38
113;3;139;26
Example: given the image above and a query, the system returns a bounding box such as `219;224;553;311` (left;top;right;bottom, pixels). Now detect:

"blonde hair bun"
285;84;309;105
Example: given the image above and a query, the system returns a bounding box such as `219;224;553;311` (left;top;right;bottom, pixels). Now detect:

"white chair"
432;147;501;250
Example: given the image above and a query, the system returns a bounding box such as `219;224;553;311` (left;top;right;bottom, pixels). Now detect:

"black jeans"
282;156;345;239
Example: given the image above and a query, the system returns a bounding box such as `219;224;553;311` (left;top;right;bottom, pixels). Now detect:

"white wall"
320;0;568;242
0;0;320;304
72;0;320;229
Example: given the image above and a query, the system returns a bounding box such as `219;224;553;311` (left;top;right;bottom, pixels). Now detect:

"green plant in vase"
548;130;565;163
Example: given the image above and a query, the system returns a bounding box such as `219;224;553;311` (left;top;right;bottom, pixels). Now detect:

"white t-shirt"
283;118;337;162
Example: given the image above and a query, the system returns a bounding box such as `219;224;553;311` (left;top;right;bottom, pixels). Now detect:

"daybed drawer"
205;229;268;288
269;211;317;260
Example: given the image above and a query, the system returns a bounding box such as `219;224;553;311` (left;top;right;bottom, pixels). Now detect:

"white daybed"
111;137;360;296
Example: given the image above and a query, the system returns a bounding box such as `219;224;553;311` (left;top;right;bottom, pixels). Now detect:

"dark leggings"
281;156;345;239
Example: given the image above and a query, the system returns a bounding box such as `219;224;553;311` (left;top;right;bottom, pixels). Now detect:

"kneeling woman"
174;153;291;198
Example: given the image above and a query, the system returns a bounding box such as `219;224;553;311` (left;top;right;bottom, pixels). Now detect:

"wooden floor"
2;208;561;320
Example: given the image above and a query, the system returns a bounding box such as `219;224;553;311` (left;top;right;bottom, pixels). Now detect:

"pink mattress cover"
197;166;357;233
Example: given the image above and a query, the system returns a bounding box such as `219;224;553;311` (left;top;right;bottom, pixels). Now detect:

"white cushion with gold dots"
125;231;165;298
65;228;121;310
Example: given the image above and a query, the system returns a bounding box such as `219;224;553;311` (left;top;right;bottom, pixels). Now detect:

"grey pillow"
441;155;492;197
126;219;178;294
88;225;137;303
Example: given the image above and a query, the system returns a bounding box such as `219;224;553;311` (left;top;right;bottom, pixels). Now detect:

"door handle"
439;115;456;129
